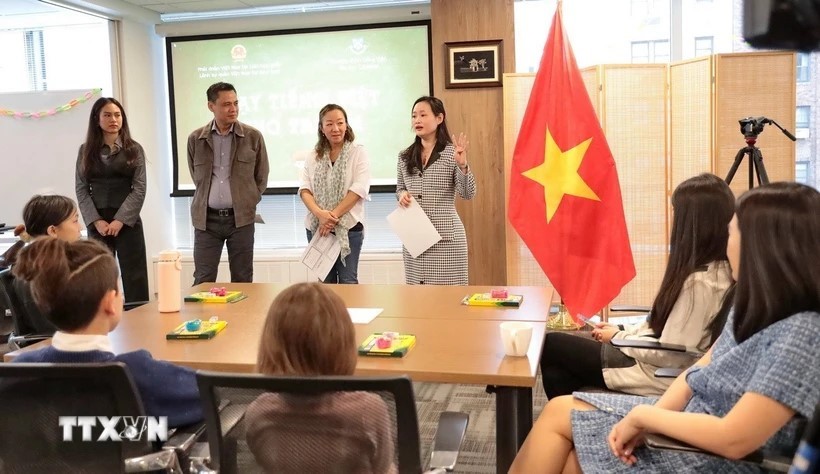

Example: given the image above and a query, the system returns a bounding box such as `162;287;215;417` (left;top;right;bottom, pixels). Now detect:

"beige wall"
431;0;515;285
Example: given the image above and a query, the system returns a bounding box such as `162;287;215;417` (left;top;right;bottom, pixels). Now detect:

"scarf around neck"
308;141;356;265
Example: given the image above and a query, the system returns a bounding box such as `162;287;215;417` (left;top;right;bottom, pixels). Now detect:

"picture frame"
444;40;503;89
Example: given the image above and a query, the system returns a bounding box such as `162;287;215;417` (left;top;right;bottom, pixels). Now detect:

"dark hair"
314;104;355;158
400;96;452;174
648;173;735;336
12;238;119;331
257;282;357;376
206;82;236;103
732;182;820;343
707;283;735;346
80;97;139;179
22;195;77;238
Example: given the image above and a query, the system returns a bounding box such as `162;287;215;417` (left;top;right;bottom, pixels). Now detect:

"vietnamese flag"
508;6;635;318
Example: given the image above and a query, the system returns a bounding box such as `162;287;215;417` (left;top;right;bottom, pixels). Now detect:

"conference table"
6;283;555;473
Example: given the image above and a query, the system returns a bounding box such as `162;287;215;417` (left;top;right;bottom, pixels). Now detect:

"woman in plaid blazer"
396;96;476;285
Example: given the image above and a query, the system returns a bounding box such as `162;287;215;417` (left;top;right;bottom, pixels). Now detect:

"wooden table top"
187;283;556;322
6;284;554;387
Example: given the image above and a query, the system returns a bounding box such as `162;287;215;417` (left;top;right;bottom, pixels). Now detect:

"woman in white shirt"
299;104;370;284
540;173;735;397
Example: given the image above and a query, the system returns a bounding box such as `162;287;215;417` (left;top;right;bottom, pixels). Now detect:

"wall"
430;0;515;285
116;18;174;296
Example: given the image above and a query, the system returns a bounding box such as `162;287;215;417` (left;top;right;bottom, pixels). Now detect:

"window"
0;7;113;94
172;193;401;251
631;0;649;16
631;40;669;63
796;162;809;184
796;106;811;130
694;36;714;57
797;52;810;82
23;30;46;90
631;41;650;63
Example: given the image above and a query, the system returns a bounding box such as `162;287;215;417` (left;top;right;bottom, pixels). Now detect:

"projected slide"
168;23;430;192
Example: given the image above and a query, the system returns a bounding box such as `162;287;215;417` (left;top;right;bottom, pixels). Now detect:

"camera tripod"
725;117;796;188
725;136;770;188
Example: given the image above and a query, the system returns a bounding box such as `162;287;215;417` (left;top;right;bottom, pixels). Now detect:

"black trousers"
539;331;607;399
193;211;255;285
87;208;149;304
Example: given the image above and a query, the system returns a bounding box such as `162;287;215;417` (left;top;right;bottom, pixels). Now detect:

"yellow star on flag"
522;128;600;222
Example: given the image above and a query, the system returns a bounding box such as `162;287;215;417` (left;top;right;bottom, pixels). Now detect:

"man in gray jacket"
187;82;269;284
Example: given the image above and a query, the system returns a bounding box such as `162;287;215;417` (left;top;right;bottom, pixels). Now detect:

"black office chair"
0;362;203;473
643;403;819;472
195;372;469;474
0;268;54;350
609;286;735;380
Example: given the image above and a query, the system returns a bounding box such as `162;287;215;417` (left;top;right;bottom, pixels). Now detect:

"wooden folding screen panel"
670;57;714;193
589;65;668;307
714;52;796;195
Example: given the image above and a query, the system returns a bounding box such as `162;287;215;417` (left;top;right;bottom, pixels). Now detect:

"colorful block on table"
184;291;245;303
166;320;228;340
461;293;524;307
358;333;416;357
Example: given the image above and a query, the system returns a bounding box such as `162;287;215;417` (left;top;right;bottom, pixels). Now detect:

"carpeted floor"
415;377;548;473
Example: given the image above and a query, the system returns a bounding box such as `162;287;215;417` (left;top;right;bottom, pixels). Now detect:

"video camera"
739;116;771;138
744;0;820;51
738;116;798;141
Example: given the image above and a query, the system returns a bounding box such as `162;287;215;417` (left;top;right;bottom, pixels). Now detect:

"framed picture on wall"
444;40;503;89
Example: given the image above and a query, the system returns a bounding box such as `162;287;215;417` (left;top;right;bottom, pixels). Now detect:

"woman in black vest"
75;97;149;303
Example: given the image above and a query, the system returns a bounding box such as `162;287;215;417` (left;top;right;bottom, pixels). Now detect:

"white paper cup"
499;322;533;357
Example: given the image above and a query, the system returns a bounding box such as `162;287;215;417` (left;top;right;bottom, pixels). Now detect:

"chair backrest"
0;362;154;473
0;268;56;340
0;240;24;271
196;371;423;474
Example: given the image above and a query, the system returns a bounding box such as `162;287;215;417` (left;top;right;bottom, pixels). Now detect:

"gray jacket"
187;120;269;230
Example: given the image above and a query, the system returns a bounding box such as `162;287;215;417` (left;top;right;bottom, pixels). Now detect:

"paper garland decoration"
0;88;102;119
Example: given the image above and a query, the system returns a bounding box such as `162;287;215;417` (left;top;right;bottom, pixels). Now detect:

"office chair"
0;269;147;349
643;403;820;472
0;268;53;350
195;372;469;474
608;286;735;380
0;362;204;473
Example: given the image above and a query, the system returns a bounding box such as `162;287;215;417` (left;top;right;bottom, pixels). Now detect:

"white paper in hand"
300;232;341;281
386;200;441;258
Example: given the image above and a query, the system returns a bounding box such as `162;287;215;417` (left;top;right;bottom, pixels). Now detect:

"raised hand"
452;132;469;168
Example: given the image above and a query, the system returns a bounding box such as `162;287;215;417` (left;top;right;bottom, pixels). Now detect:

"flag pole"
548;297;581;330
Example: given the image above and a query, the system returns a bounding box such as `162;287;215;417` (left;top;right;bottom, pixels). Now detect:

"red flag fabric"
508;7;635;318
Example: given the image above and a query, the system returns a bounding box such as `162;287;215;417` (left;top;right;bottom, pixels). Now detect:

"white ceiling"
0;0;61;17
119;0;427;15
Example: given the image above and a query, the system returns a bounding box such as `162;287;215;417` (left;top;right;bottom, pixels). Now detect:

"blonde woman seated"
245;282;396;473
511;182;820;473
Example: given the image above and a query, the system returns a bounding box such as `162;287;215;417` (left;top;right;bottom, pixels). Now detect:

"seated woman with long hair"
12;238;202;428
2;195;83;337
541;173;735;397
511;182;820;473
